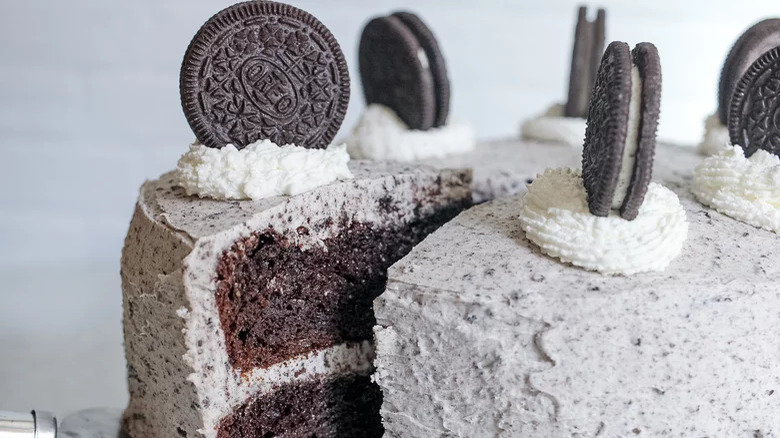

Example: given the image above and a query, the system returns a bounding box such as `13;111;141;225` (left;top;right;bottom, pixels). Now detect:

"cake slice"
121;161;470;438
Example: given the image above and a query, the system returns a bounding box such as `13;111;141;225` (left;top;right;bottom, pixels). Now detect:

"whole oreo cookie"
565;6;607;118
728;45;780;157
582;41;662;220
180;1;350;149
717;19;780;125
359;12;450;130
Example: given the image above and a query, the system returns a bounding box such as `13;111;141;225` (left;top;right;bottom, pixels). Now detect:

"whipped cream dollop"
693;145;780;233
697;112;731;156
176;140;353;200
345;104;476;161
518;168;688;275
520;103;587;147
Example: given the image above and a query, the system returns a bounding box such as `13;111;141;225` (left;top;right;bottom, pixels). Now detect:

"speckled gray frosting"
121;161;470;438
374;144;780;437
420;138;582;203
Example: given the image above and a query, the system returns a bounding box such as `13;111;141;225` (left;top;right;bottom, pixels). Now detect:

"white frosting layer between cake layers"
374;142;780;437
697;112;731;156
176;140;353;200
518;168;687;275
693;145;780;233
520;104;586;147
346;104;476;161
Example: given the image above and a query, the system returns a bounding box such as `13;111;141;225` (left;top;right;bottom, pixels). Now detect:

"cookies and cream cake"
373;107;780;438
373;39;780;436
120;3;470;438
373;143;780;437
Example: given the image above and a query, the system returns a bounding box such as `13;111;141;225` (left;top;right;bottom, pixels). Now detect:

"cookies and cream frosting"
176;140;353;200
520;103;587;147
693;145;780;233
518;167;688;275
346;104;476;161
697;112;731;156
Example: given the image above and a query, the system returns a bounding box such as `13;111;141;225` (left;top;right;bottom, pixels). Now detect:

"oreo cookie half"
180;1;350;149
359;12;450;130
728;45;780;157
564;6;607;118
582;41;662;221
717;19;780;125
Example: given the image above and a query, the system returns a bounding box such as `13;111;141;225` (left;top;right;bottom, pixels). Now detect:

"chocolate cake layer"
217;374;383;438
217;205;464;370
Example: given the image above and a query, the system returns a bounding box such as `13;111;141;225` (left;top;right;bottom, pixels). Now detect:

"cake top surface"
388;143;779;298
139;160;467;241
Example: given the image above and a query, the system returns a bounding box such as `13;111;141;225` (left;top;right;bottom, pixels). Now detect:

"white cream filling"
345;104;476;162
697;112;731;156
518;167;688;275
612;65;643;209
520;103;587;147
693;145;780;233
175;140;353;200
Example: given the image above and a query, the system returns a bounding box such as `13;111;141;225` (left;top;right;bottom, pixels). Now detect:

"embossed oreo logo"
241;57;299;119
180;2;349;149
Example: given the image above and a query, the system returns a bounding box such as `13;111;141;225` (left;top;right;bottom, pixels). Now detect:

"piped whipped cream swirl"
518;168;688;275
697;112;731;156
346;104;476;161
693;145;780;233
176;140;353;200
520;103;587;147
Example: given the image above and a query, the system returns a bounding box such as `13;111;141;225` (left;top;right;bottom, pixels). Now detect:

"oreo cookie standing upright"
582;41;662;220
359;12;450;130
728;45;780;157
718;19;780;125
565;6;607;118
180;1;350;149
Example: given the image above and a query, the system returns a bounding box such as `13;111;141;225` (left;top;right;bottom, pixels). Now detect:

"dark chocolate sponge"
728;45;780;157
582;41;632;217
565;6;607;118
620;42;661;220
180;1;350;149
359;12;450;130
717;18;780;125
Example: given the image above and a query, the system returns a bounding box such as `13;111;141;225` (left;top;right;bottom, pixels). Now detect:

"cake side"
121;201;201;438
374;143;780;437
122;162;471;438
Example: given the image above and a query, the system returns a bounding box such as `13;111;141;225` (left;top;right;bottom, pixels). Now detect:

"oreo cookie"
717;19;780;125
564;6;607;118
582;41;662;221
359;12;450;130
180;1;350;149
728;45;780;157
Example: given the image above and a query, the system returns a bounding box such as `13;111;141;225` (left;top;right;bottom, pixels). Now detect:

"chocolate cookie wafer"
728;45;780;157
582;41;662;220
359;12;450;130
717;18;780;125
565;6;607;118
180;1;350;149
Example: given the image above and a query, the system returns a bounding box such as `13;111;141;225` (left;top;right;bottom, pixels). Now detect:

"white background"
0;0;775;418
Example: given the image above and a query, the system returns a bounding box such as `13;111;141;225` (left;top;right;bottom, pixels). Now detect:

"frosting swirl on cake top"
518;167;688;275
176;140;353;200
693;145;780;233
346;104;476;162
